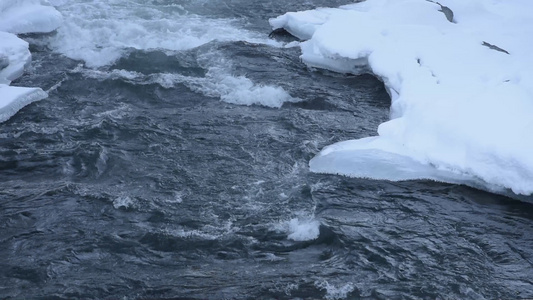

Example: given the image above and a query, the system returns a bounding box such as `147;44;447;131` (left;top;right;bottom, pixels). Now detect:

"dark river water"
1;1;533;299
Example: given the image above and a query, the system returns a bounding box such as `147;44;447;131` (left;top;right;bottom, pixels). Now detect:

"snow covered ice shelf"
271;0;533;195
0;31;31;84
0;0;62;123
0;84;47;123
0;0;62;34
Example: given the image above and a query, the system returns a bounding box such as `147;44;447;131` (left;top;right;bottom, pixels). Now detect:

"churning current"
1;0;533;299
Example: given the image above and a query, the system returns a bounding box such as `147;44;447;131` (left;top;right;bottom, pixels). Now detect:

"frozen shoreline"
3;0;532;196
0;0;62;123
272;0;533;195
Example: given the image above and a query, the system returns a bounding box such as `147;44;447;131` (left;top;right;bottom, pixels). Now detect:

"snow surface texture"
0;0;62;123
0;31;31;84
271;0;533;195
0;0;62;34
0;85;48;122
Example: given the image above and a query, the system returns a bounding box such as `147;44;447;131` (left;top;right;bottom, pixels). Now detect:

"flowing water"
1;1;533;299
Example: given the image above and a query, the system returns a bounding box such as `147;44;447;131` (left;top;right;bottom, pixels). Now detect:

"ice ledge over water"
0;0;62;34
271;0;533;195
0;31;32;84
0;0;62;123
0;85;48;122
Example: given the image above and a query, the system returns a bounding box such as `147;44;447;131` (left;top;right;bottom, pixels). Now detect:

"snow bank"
0;0;62;123
0;0;62;34
0;31;31;84
271;0;533;195
0;85;48;122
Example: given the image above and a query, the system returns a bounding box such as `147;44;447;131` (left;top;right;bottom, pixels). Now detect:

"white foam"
112;195;134;209
45;0;281;67
158;220;237;241
0;0;294;111
186;69;299;108
286;217;320;241
79;67;299;108
273;0;533;195
315;281;355;300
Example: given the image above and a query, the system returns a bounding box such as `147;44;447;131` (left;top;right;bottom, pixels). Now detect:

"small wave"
286;217;320;241
315;281;355;300
113;195;134;209
187;69;298;108
78;67;299;108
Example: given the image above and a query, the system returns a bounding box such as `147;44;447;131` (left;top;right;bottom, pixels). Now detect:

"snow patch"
273;0;533;195
0;0;62;123
0;0;62;34
0;32;31;84
0;85;48;123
